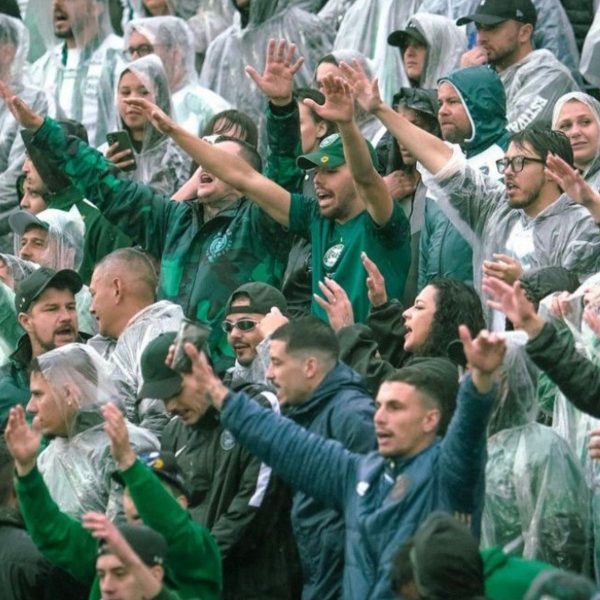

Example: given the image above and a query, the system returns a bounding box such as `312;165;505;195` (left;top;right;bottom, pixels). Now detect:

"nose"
373;405;385;426
26;397;37;415
265;362;274;381
57;305;71;321
19;242;31;260
402;306;413;321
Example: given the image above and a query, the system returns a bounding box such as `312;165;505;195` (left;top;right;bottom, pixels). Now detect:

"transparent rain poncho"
26;0;124;148
130;0;208;20
124;16;230;136
13;207;98;336
199;0;332;151
33;343;159;519
101;54;193;197
0;253;38;291
318;0;358;34
552;92;600;189
418;0;580;76
0;14;49;250
580;10;600;89
0;279;21;367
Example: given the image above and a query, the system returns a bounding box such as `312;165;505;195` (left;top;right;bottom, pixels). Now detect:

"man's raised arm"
124;97;292;227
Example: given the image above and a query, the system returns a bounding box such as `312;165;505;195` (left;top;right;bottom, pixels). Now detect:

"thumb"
269;307;282;316
302;98;323;116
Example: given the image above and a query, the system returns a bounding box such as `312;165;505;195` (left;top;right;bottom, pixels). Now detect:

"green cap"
296;133;380;171
138;331;182;400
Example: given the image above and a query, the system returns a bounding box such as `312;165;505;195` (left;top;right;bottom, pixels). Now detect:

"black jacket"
161;383;301;600
526;321;600;418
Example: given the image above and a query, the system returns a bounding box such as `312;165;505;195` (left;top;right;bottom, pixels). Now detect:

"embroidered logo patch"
220;430;236;451
323;243;344;269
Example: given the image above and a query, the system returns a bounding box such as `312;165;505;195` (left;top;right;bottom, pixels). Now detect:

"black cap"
225;282;287;316
113;450;190;498
15;267;82;313
21;120;88;195
388;24;428;49
411;512;485;599
98;524;167;567
392;87;439;120
457;0;537;27
138;331;182;400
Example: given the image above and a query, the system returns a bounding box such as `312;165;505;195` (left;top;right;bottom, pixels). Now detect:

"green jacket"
46;185;132;285
30;117;290;372
16;461;222;600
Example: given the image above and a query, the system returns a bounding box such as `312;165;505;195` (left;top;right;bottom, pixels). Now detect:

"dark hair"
271;316;340;362
509;127;574;167
316;53;339;68
203;109;259;148
214;134;263;173
417;279;485;359
390;539;415;594
295;88;337;140
0;439;14;506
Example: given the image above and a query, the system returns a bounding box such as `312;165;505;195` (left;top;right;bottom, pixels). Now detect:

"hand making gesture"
4;405;42;476
303;74;354;125
339;59;384;114
0;81;44;130
459;325;506;393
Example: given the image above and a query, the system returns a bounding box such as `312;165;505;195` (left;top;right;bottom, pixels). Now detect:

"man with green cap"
144;331;300;599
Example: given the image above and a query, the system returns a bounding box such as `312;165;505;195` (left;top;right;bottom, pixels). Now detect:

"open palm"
339;59;383;114
305;74;354;124
5;406;41;473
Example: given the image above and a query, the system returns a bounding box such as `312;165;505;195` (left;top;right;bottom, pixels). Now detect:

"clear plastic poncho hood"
0;13;28;84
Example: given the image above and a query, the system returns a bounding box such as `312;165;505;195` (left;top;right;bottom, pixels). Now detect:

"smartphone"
106;130;137;172
171;318;212;373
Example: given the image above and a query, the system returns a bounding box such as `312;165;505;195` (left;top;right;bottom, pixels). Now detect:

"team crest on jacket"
323;243;344;269
207;231;232;263
220;430;236;451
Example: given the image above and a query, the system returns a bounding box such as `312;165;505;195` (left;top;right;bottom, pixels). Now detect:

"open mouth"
199;172;214;184
505;181;519;196
54;326;74;340
53;11;69;25
316;190;333;202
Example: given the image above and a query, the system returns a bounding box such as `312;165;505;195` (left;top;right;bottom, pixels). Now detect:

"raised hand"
545;153;600;209
102;403;136;470
362;252;387;307
459;325;506;393
245;38;304;106
4;405;41;476
584;305;600;337
123;97;177;136
338;59;383;114
0;81;44;130
184;343;229;411
482;253;524;285
482;276;545;337
459;46;488;68
384;169;418;200
313;277;355;331
257;307;289;339
588;428;600;460
303;74;354;124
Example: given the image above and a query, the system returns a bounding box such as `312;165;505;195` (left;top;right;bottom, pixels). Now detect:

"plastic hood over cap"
406;13;468;89
439;65;509;157
231;0;325;27
552;91;600;185
0;13;28;84
0;253;38;290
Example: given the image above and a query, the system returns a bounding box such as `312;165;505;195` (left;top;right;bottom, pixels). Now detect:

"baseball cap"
98;524;167;567
138;331;183;401
457;0;537;27
297;133;380;171
15;267;82;313
392;87;438;120
9;210;48;237
225;282;287;316
113;450;190;498
388;24;428;49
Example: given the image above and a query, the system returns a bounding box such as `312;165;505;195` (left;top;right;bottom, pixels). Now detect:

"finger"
244;66;263;88
493;254;517;264
313;293;331;312
318;279;336;303
324;276;348;297
276;38;286;62
361;252;382;279
458;324;473;350
285;42;296;65
338;61;357;83
266;38;276;64
269;307;282;316
290;56;305;75
302;98;323;117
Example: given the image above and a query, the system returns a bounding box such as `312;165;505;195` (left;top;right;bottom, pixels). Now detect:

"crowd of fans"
1;0;600;598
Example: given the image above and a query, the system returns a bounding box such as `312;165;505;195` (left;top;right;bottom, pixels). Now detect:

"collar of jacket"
46;185;84;211
284;361;367;424
517;193;575;225
384;438;440;480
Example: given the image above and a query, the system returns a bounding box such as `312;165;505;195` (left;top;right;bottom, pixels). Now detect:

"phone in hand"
106;130;137;172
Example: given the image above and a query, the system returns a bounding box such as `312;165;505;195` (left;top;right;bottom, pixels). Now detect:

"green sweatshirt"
16;461;222;599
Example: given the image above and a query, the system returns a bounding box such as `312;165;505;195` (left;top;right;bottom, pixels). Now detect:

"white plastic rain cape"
124;16;230;136
0;279;21;366
552;92;600;189
200;0;332;152
34;343;159;519
580;9;600;89
26;0;124;148
0;15;49;251
107;300;183;438
420;145;600;326
419;0;580;76
319;0;357;34
100;54;193;196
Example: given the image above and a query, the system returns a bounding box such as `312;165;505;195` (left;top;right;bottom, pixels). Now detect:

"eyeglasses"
125;44;154;60
221;319;259;334
496;155;546;174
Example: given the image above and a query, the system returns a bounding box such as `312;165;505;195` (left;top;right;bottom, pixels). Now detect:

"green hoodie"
16;461;222;599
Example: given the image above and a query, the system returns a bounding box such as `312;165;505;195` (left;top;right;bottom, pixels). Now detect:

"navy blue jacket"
283;361;376;600
221;374;495;599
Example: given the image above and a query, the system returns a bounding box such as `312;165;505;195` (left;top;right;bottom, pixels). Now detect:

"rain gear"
106;300;184;437
187;1;236;62
420;0;581;77
418;66;509;290
560;0;594;52
33;344;158;519
199;0;331;151
27;0;124;148
501;50;579;133
220;372;496;599
282;362;376;600
580;9;600;89
0;15;49;246
420;145;600;325
101;55;193;197
124;17;230;136
0;279;22;367
552;91;600;189
28;117;290;373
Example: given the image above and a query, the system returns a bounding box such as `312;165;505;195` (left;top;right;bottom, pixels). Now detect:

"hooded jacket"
283;361;376;600
419;66;509;290
200;0;331;154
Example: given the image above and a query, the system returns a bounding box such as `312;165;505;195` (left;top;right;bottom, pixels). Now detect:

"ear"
315;119;328;142
518;23;533;44
113;277;124;304
18;312;33;333
149;564;164;583
303;356;319;380
63;382;81;408
176;494;189;509
422;408;441;434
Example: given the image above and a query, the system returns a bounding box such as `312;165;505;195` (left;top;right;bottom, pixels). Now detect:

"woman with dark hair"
319;255;485;393
202;109;259;148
